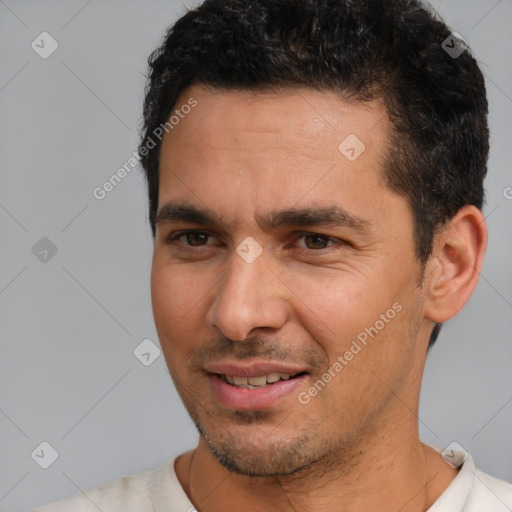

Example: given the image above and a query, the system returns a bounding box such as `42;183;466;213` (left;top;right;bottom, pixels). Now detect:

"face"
151;85;429;477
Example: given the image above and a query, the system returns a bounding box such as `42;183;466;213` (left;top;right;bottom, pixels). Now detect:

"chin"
196;418;322;477
210;440;318;477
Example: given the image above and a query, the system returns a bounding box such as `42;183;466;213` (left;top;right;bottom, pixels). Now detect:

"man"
34;0;512;510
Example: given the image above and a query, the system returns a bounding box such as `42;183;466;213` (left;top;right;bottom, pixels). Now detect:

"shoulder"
466;468;512;510
32;465;157;512
31;456;189;512
426;445;512;512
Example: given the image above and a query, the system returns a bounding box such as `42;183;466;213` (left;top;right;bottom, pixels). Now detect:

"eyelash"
165;230;343;253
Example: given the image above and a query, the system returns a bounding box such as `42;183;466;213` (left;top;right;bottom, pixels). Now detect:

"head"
141;0;488;476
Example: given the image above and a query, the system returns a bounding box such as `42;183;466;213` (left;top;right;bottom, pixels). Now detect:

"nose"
206;248;289;341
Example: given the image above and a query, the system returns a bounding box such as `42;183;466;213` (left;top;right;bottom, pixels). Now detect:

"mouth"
216;371;307;389
205;363;309;410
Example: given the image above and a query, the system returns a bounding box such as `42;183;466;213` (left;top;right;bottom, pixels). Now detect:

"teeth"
247;376;267;386
223;372;299;387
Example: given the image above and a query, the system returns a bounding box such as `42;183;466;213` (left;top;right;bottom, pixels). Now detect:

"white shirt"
33;448;512;511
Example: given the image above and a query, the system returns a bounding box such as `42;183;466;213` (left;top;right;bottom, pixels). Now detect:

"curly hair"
139;0;489;348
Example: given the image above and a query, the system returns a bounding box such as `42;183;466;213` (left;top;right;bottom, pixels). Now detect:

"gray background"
0;1;510;510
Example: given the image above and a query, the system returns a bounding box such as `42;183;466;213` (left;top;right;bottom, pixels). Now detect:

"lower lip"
208;373;307;410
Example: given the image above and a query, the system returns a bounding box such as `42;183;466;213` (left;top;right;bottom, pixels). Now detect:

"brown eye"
304;234;329;249
166;230;215;247
299;234;333;250
183;232;210;246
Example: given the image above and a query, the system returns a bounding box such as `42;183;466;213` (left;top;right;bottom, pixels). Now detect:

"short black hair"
139;0;489;349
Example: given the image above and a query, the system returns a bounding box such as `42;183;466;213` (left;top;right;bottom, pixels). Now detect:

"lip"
208;372;307;410
204;360;308;378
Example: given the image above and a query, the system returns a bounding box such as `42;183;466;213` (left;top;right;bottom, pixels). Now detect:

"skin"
151;84;487;511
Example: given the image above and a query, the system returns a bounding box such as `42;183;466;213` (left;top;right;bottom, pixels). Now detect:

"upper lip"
204;360;308;378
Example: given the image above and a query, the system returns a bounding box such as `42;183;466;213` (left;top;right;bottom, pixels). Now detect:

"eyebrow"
155;201;371;234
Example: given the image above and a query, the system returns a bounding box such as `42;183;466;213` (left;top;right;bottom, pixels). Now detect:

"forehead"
156;85;402;230
164;84;389;151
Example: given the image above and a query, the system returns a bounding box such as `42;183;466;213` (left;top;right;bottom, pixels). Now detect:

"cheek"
151;262;176;328
281;270;388;352
151;264;192;378
150;257;217;353
152;255;201;312
150;261;195;344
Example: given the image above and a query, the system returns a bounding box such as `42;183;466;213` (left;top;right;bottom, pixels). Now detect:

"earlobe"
424;205;488;324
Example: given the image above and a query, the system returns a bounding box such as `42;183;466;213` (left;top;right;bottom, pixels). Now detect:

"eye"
166;230;217;247
294;233;337;250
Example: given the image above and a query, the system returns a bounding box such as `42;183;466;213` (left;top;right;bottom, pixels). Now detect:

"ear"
423;205;488;324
